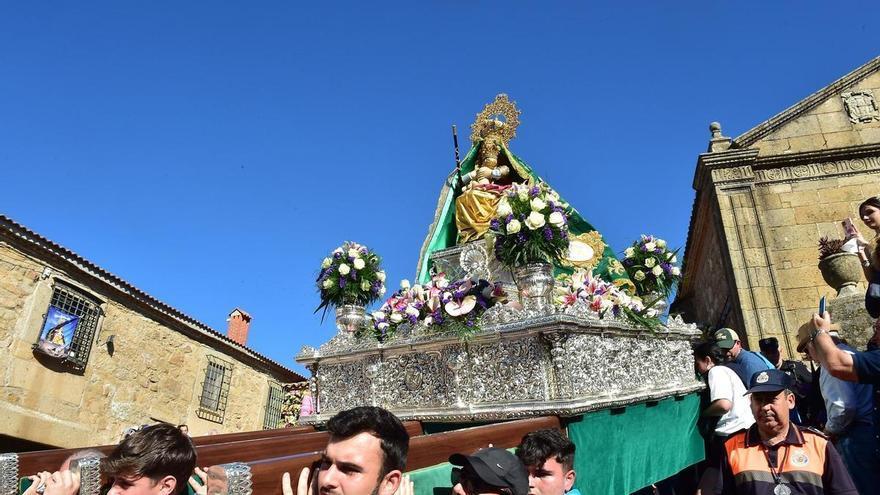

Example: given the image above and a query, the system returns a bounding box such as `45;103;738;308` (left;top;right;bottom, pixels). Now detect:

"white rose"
405;306;420;317
656;239;667;248
321;257;332;268
652;265;663;276
353;258;365;270
530;197;547;212
497;199;513;218
348;248;360;258
322;279;333;289
525;211;546;230
548;211;565;227
371;311;385;320
333;247;343;255
360;280;370;291
548;190;560;202
634;270;646;281
644;257;656;268
507;219;522;234
517;187;529;201
644;242;656;251
390;312;403;323
671;267;681;276
338;264;350;275
400;279;411;290
624;247;635;258
376;271;386;282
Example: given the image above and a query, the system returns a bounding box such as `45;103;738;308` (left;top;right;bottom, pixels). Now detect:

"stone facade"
0;216;302;449
675;56;880;355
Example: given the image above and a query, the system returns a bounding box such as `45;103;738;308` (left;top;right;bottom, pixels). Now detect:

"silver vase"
335;304;367;335
513;263;555;314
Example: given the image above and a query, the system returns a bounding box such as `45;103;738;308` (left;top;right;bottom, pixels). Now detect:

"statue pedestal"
829;288;875;350
296;309;702;423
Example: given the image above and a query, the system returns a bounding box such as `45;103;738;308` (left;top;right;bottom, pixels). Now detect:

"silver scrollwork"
0;453;18;495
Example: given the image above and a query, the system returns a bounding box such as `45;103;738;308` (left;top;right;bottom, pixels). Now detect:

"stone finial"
707;121;732;153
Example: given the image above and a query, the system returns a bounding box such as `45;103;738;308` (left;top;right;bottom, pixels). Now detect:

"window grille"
197;356;232;423
35;283;102;371
263;382;284;430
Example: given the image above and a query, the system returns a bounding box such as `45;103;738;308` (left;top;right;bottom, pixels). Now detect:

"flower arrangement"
315;241;386;315
370;273;506;341
818;236;846;260
490;182;570;267
621;235;681;298
554;269;661;327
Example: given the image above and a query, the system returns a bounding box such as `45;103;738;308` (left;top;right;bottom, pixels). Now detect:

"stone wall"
0;242;297;448
678;57;880;358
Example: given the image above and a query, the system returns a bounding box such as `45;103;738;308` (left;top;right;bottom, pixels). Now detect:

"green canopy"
415;141;632;290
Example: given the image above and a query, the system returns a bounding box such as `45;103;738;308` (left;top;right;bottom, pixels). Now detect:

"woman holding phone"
851;195;880;279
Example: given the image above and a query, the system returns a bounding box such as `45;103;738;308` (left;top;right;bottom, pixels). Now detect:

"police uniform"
715;369;857;495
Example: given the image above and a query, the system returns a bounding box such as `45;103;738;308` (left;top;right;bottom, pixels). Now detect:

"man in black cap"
450;447;529;495
715;369;856;495
758;337;821;427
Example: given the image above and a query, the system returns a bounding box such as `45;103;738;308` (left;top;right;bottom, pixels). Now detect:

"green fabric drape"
407;394;703;495
566;394;704;495
415;141;632;290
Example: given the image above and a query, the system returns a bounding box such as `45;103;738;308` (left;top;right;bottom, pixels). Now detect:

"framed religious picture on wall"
35;306;79;359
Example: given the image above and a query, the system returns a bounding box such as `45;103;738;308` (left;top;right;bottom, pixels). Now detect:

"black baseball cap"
745;368;793;394
449;448;529;495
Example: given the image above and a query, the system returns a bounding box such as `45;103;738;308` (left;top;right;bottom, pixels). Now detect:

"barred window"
197;356;232;423
263;382;284;430
34;283;102;371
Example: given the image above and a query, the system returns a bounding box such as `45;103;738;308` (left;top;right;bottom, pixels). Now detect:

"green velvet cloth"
415;141;632;290
566;394;704;495
407;394;703;495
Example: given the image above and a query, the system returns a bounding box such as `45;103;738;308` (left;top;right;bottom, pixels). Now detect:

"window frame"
33;281;103;372
263;381;284;430
196;355;233;423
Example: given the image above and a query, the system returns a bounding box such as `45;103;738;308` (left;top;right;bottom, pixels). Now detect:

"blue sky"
2;2;878;373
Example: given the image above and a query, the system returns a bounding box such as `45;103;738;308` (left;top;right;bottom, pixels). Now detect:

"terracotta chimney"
226;308;251;346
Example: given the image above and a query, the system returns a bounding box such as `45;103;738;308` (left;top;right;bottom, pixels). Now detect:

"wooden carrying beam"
10;422;421;477
207;416;561;495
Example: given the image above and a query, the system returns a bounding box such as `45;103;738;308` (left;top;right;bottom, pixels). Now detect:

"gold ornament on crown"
562;231;607;271
470;94;521;146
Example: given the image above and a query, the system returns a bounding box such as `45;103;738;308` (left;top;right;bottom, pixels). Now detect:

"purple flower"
529;186;540;198
333;252;342;259
506;214;514;223
661;262;672;274
543;226;553;240
517;232;527;243
490;219;500;230
339;278;347;288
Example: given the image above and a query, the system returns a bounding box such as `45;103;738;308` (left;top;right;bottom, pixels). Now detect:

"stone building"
674;56;880;356
0;215;303;450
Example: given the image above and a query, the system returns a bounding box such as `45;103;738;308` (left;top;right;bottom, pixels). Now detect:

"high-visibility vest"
723;427;827;492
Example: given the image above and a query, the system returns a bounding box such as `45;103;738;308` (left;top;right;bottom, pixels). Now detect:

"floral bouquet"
490;181;570;267
554;269;661;328
370;273;506;341
315;241;386;317
621;235;681;300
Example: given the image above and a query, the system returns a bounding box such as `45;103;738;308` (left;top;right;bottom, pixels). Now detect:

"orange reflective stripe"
724;430;828;478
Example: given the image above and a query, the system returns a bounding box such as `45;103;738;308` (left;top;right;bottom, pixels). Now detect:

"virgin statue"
416;94;633;292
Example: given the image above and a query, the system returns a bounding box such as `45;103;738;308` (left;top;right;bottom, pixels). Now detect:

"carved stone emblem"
842;90;879;123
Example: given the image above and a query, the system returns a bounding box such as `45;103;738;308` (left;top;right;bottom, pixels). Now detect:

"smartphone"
819;296;826;315
842;217;858;238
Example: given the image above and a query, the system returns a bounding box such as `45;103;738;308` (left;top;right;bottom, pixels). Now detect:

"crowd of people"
15;196;880;495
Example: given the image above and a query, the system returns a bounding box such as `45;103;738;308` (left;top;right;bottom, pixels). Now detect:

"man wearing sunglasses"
449;448;529;495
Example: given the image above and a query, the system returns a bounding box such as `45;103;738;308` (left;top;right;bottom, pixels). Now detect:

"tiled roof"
0;214;304;382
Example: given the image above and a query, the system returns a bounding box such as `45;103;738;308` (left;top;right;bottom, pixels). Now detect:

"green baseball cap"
713;328;739;349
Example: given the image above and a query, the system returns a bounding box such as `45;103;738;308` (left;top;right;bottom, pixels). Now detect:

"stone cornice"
693;149;759;190
733;56;880;148
753;154;880;185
